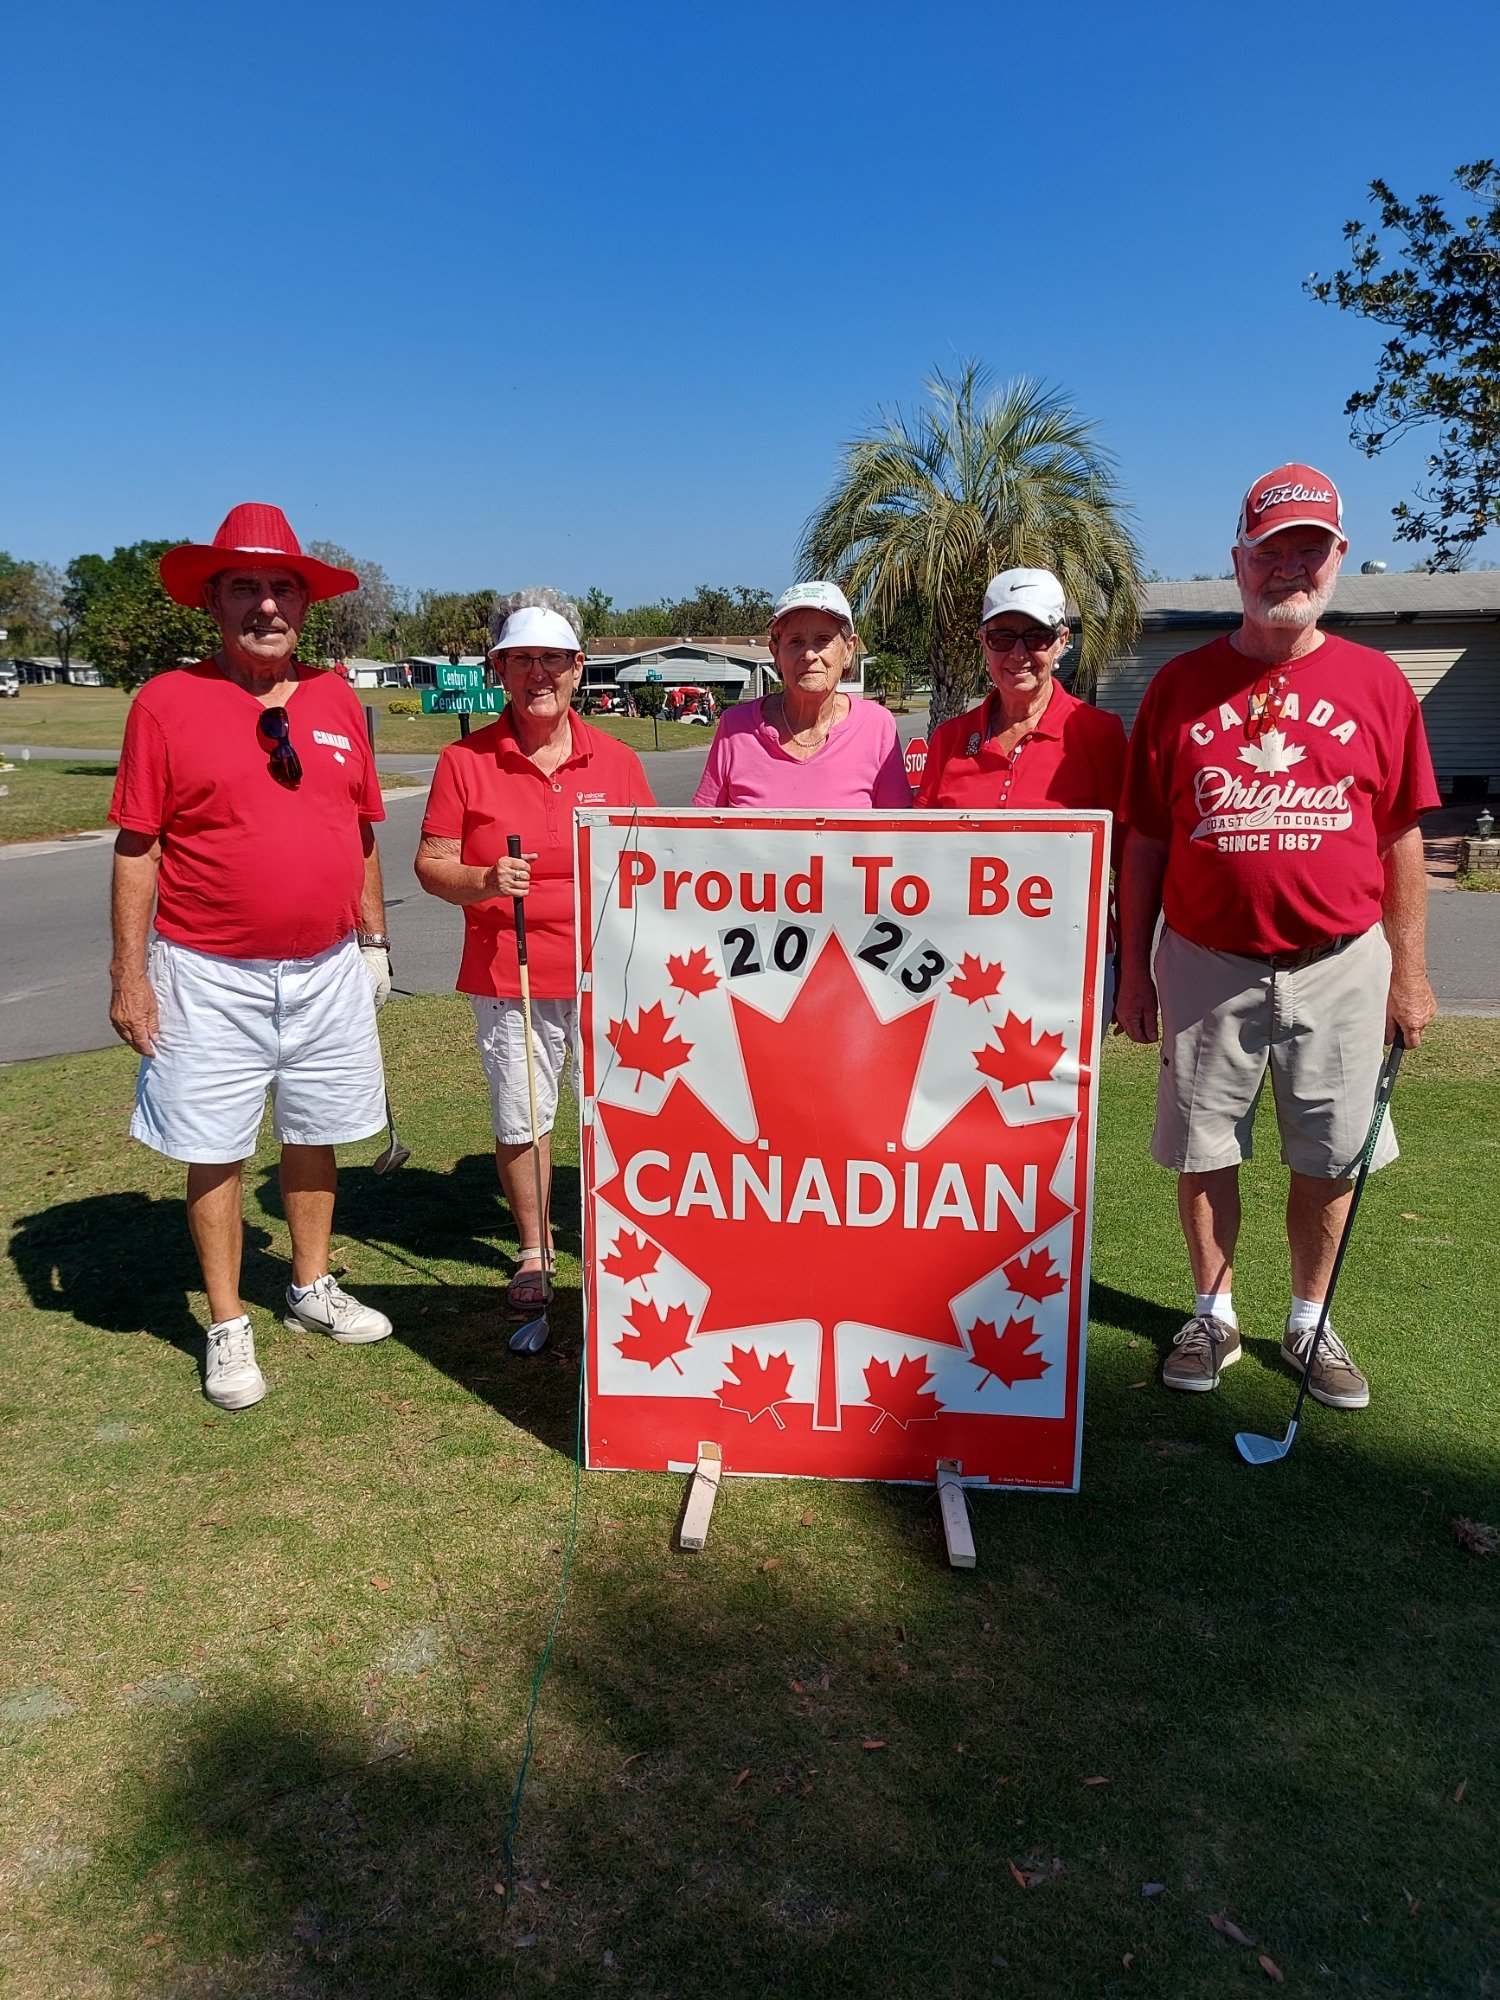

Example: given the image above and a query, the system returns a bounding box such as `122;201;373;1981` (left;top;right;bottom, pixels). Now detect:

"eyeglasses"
982;625;1058;656
257;706;302;787
498;650;577;675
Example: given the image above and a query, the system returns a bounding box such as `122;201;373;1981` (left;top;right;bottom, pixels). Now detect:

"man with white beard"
1114;465;1438;1410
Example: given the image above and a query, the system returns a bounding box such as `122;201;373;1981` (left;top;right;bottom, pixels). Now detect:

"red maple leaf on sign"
616;1299;695;1372
667;947;720;998
864;1355;940;1432
595;933;1075;1429
601;1228;660;1289
975;1011;1066;1103
719;1346;794;1427
949;954;1005;1005
607;1001;693;1087
1006;1247;1065;1305
968;1314;1049;1390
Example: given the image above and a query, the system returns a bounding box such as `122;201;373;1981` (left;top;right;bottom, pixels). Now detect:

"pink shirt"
692;695;912;809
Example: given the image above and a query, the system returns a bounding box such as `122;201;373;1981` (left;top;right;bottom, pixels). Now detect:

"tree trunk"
927;639;979;731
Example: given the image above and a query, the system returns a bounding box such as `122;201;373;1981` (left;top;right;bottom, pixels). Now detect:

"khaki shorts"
1151;925;1398;1179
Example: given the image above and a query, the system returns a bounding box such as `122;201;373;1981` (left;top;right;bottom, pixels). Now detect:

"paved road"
4;720;1497;1062
0;744;715;1063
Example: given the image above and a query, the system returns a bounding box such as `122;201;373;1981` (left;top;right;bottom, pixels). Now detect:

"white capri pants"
131;934;386;1165
470;995;579;1144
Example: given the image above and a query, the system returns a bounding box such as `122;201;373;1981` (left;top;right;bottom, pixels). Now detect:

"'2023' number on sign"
715;921;952;997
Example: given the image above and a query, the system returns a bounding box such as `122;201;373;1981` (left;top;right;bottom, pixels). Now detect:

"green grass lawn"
0;761;123;842
1;1016;1495;1997
0;684;714;765
0;685;133;750
0;760;417;844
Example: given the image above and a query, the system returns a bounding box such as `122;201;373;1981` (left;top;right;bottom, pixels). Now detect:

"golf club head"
1235;1422;1296;1466
372;1139;411;1175
507;1312;550;1354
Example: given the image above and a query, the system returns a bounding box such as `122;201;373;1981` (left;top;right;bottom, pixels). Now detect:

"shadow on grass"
1085;1280;1183;1353
7;1191;281;1360
4;1156;584;1449
255;1155;583;1280
66;1417;1500;1999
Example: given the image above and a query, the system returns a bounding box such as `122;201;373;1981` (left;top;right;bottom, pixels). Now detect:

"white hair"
489;586;583;649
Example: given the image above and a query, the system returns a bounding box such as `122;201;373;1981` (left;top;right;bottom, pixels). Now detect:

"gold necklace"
778;694;837;750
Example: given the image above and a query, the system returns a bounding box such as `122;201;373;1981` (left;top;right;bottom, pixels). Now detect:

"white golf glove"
361;945;392;1011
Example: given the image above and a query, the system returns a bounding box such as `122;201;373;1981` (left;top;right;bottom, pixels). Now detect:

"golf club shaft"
508;835;552;1276
1283;1029;1405;1432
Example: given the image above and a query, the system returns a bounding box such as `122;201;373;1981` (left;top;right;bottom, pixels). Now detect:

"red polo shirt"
915;681;1127;823
109;662;384;959
422;710;656;998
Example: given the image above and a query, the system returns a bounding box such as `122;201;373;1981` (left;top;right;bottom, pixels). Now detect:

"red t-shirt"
422;710;656;999
915;681;1127;819
109;662;384;959
1120;632;1439;955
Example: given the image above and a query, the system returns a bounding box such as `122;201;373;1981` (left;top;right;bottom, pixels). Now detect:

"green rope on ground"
501;1360;585;1905
501;808;644;1903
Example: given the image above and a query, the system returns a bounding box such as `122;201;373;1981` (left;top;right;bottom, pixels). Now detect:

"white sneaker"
205;1316;268;1410
283;1275;392;1345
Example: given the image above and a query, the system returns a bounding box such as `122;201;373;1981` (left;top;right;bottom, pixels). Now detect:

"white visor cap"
981;568;1067;630
489;605;582;656
770;580;854;632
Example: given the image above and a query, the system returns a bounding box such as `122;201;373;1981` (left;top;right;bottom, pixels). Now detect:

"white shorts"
131;935;387;1164
470;995;578;1144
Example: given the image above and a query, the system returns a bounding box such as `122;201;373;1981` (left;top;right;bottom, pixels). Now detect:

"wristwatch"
358;932;393;950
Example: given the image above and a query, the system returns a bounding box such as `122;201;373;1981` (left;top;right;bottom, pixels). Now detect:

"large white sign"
576;810;1109;1489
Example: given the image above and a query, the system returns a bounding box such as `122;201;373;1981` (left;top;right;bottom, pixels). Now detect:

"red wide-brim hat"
159;502;360;606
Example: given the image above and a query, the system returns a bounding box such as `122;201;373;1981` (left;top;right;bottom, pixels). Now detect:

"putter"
506;834;553;1350
1235;1028;1405;1466
372;1092;410;1175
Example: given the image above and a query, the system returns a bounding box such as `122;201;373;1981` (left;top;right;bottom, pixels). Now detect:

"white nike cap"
980;568;1067;629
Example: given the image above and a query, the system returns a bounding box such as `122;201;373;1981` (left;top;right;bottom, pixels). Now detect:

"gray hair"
489;585;584;649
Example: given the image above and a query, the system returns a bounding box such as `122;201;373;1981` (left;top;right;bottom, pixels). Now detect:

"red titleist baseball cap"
1237;463;1345;546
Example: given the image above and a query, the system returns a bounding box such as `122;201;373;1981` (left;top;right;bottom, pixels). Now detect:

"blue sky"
4;0;1496;599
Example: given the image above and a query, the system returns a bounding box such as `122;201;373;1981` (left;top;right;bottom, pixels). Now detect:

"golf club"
372;1091;411;1175
1234;1027;1405;1466
508;1311;551;1354
506;833;552;1352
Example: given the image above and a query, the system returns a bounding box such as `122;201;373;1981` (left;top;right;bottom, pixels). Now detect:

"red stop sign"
903;735;928;788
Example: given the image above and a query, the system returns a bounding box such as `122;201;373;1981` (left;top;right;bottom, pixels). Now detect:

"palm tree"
800;362;1143;726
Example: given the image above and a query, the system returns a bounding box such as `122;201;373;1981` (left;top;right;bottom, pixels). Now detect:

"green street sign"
435;663;489;691
421;688;507;715
645;668;663;682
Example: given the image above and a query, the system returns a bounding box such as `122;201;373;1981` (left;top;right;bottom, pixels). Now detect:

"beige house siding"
1096;619;1500;791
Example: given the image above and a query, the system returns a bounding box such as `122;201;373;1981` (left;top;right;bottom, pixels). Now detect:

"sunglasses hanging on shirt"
257;706;303;787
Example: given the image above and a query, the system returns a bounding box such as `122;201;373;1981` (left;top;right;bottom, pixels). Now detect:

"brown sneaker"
1281;1322;1370;1410
1162;1314;1242;1392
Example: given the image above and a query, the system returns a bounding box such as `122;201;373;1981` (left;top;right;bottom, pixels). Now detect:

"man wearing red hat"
1115;465;1439;1411
108;503;395;1412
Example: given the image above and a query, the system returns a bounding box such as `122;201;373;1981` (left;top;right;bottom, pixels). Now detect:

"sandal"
505;1252;553;1315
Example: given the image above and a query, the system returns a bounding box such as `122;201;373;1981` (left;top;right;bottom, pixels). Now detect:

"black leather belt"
1242;934;1361;973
